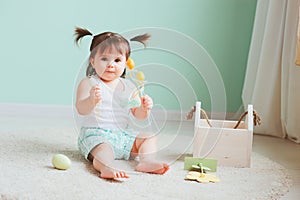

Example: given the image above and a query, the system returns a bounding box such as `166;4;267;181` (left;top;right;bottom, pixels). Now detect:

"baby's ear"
89;57;95;67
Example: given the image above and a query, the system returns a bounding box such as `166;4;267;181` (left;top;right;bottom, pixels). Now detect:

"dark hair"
74;27;151;77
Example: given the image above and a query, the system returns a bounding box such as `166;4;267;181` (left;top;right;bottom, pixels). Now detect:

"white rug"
0;128;292;200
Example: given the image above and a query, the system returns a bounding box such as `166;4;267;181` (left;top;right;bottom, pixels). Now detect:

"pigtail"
74;27;93;45
130;33;151;47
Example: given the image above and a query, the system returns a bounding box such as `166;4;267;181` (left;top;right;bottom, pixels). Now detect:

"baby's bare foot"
135;161;169;174
100;167;129;179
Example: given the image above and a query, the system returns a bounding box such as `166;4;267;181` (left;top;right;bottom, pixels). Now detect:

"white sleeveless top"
81;75;137;130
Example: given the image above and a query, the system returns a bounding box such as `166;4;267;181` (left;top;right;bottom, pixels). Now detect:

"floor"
253;135;300;199
160;120;300;199
1;115;300;199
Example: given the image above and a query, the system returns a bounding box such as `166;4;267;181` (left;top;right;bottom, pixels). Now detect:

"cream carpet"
0;127;292;200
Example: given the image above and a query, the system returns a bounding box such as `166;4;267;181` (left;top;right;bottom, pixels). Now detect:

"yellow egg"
136;71;145;81
126;58;135;70
52;154;71;170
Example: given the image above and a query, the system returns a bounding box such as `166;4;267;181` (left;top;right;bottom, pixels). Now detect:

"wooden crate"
193;102;253;167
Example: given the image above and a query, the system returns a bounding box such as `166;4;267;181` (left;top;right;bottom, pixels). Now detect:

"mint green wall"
0;0;257;112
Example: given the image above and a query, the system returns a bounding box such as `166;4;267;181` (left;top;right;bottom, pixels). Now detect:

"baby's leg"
90;143;129;179
132;133;169;174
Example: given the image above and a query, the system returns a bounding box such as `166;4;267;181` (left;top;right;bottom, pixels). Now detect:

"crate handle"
233;110;261;129
187;102;213;127
186;102;261;129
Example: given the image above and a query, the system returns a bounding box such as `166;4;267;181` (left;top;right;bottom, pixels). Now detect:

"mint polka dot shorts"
78;127;137;160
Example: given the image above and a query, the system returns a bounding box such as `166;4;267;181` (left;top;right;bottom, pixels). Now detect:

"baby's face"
90;49;126;82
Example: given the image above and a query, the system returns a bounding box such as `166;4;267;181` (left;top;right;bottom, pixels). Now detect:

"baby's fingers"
94;87;101;100
90;85;101;104
141;95;153;110
94;85;101;94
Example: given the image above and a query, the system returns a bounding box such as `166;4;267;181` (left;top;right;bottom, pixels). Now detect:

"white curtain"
242;0;300;143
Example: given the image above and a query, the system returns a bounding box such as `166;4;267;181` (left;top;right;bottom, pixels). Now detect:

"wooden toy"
184;157;217;172
192;101;260;167
185;171;220;183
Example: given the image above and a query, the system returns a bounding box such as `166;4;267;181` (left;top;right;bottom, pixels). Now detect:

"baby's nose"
108;60;116;67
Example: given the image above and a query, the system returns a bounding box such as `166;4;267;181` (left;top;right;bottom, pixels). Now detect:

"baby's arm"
131;95;153;119
76;77;101;115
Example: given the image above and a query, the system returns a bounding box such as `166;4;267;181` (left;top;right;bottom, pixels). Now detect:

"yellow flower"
185;171;220;183
127;58;135;70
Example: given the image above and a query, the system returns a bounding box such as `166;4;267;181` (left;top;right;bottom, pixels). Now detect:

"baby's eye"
101;57;107;61
115;58;121;62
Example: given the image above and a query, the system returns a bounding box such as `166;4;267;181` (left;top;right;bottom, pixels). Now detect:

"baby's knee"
89;143;113;160
135;133;157;149
143;134;158;144
149;135;158;142
138;131;156;139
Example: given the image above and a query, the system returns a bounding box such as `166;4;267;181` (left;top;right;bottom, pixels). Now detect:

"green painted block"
184;157;218;172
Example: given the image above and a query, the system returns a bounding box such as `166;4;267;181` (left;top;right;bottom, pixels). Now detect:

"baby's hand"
89;85;101;106
141;95;153;111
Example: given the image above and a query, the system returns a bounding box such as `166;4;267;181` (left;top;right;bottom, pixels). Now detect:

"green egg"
52;154;71;170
